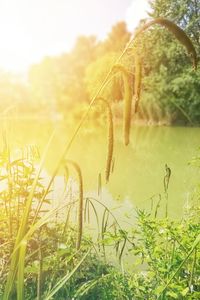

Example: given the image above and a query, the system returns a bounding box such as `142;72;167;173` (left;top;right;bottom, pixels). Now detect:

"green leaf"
181;287;189;296
166;291;178;299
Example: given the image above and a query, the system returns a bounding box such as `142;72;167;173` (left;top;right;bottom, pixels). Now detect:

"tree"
85;22;132;104
28;36;98;115
0;72;31;115
137;0;200;124
102;21;131;53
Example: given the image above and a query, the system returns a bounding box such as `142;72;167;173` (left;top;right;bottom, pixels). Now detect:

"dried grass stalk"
98;173;102;196
112;64;132;145
134;53;142;112
66;160;83;250
96;97;114;182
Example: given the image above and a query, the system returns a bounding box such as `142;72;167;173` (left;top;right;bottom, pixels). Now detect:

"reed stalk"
96;97;114;182
112;64;133;145
134;53;142;112
65;160;83;250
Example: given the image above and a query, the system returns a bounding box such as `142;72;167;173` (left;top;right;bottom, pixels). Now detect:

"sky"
0;0;150;72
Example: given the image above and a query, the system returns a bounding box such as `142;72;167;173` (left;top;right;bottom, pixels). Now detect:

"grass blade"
44;249;91;300
17;240;27;300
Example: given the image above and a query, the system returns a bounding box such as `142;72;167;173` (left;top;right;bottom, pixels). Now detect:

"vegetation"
0;0;199;124
0;0;200;299
0;147;199;299
137;0;200;124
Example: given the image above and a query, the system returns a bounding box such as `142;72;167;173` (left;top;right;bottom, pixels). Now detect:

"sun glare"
0;23;36;73
0;0;150;73
0;2;40;72
0;0;77;72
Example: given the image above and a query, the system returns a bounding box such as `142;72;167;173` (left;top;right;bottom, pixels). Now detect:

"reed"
65;160;83;250
134;53;142;113
112;64;132;145
101;208;109;259
96;97;114;182
97;172;102;197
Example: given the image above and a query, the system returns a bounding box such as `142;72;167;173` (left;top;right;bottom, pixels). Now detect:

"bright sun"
0;23;37;73
0;0;68;73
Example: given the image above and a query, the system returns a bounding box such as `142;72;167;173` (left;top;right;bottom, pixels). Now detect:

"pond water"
2;118;200;219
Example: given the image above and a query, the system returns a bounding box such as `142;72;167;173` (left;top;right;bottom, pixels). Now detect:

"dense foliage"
138;0;200;124
0;0;199;124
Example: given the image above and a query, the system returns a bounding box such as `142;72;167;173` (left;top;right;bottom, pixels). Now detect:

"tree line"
0;0;199;124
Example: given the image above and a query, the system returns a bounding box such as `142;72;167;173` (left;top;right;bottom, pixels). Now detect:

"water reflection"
2;119;200;219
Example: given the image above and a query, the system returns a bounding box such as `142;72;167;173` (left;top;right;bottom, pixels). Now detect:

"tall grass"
112;64;133;145
3;131;56;300
65;160;83;250
96;97;114;182
134;53;142;113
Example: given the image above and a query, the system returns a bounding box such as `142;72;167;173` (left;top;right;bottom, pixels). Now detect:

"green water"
3;119;200;218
